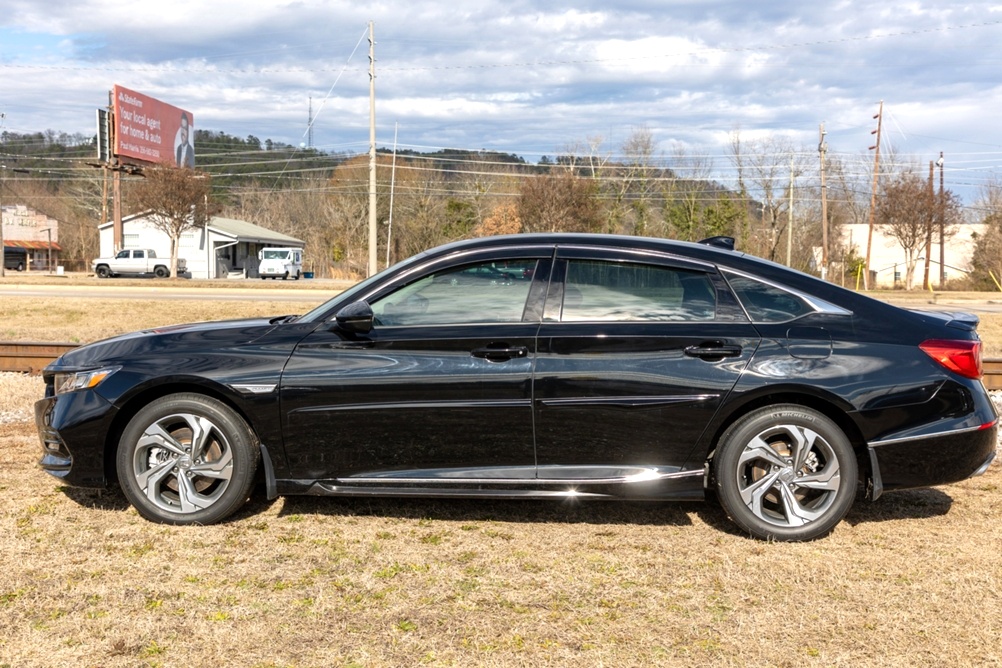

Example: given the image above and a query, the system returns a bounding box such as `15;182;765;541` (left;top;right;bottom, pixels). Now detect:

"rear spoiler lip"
907;308;980;332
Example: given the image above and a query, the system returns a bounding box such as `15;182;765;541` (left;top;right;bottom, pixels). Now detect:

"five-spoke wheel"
117;394;259;525
714;405;857;541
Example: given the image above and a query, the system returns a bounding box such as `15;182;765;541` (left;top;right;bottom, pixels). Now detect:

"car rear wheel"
116;393;259;525
714;405;857;541
154;266;169;278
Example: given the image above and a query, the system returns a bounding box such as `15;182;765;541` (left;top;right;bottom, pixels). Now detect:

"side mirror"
257;251;262;261
334;300;374;334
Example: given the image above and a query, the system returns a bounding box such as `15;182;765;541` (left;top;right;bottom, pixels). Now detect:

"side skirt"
274;470;706;501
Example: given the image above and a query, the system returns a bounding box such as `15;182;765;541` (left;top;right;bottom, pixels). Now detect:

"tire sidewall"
714;405;857;541
116;393;259;525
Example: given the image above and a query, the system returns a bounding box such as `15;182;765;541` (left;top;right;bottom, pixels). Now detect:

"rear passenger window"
726;274;813;322
561;260;716;322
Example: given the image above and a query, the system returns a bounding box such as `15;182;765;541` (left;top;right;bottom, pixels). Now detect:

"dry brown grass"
1;281;1002;665
1;371;1001;667
0;297;326;344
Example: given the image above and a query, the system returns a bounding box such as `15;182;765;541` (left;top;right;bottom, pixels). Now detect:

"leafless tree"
876;170;932;289
519;172;602;233
132;164;211;277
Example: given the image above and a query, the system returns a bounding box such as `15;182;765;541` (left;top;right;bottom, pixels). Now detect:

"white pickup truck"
92;249;184;278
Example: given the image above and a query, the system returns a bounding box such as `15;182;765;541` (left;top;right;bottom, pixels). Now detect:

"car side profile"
35;234;998;540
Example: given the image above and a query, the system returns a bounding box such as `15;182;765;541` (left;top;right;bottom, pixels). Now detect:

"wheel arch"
701;389;869;490
103;380;264;486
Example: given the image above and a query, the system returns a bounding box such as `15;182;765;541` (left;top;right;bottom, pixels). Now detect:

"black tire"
154;266;169;278
116;393;260;525
294;270;301;280
96;265;110;278
714;405;857;541
281;271;289;281
15;262;25;272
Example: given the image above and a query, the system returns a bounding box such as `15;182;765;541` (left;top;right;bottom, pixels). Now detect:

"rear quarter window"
726;274;814;322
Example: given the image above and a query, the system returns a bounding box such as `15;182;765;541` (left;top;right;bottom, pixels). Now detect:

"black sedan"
35;234;998;540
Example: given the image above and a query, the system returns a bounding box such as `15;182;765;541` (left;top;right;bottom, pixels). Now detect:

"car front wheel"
116;393;259;525
714;405;857;541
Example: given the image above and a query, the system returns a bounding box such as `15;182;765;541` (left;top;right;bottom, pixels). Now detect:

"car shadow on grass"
56;483;955;534
271;493;724;531
844;487;954;527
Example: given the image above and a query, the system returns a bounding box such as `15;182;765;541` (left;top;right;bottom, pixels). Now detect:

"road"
0;282;342;303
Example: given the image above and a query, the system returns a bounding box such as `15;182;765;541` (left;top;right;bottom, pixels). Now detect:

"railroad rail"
0;342;79;375
4;341;1002;390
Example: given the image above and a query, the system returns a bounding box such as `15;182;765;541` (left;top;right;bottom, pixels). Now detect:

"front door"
280;253;551;482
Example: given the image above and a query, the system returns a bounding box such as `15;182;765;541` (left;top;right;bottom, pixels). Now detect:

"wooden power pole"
367;20;378;277
819;123;828;280
864;101;883;290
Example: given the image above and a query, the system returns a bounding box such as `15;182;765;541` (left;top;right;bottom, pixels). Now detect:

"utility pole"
307;97;314;150
923;160;934;290
938;152;945;288
385;122;398;269
786;154;794;267
0;163;6;278
1;112;6;278
864;101;883;290
367;20;378;277
818;123;828;280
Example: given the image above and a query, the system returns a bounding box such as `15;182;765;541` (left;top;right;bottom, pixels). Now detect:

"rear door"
533;247;760;480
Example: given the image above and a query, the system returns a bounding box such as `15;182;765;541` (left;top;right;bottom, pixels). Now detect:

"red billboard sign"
112;85;194;168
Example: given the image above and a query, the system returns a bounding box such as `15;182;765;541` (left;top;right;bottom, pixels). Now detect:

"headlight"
54;367;120;395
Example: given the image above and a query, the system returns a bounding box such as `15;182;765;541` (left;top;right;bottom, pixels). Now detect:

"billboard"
112;85;194;168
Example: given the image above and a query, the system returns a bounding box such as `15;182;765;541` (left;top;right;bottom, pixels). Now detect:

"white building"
99;213;304;279
840;222;984;289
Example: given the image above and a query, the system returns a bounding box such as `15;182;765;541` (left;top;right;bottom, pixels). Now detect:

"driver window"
371;259;538;326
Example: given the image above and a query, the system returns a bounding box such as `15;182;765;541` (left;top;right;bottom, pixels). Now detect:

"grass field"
1;279;1001;666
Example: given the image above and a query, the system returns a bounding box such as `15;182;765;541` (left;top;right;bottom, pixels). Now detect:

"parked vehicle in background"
3;247;27;272
258;247;303;280
37;233;998;541
91;249;182;278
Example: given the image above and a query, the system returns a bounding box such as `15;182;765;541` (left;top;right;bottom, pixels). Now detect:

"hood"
48;317;281;370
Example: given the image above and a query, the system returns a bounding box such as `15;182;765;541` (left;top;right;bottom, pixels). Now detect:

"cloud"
2;1;1001;202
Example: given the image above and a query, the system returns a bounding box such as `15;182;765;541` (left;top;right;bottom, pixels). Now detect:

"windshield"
262;250;290;260
297;249;435;323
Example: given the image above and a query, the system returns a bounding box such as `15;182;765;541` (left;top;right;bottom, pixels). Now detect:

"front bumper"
35;389;118;488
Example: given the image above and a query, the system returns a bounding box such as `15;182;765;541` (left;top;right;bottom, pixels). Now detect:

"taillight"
919;339;982;379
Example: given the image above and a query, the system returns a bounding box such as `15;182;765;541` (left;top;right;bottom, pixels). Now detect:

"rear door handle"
472;345;528;362
684;342;742;360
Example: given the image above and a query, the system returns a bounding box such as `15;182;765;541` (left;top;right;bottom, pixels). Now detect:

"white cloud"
2;0;1002;202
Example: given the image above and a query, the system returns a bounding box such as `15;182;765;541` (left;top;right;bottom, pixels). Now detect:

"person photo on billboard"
175;112;195;168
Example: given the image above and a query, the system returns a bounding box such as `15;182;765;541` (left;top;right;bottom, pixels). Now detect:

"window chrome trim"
868;421;994;447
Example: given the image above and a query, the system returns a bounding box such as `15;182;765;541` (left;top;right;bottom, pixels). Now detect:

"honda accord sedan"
35;234;998;540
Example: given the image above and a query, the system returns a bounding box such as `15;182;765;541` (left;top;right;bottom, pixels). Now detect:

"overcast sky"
2;1;1001;202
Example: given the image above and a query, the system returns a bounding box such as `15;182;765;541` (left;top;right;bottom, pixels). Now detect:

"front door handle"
472;345;528;362
684;341;742;361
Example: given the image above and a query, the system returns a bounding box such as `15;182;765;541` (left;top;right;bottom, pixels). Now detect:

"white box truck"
258;247;303;280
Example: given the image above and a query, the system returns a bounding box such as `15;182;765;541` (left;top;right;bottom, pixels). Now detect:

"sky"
2;1;1002;203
